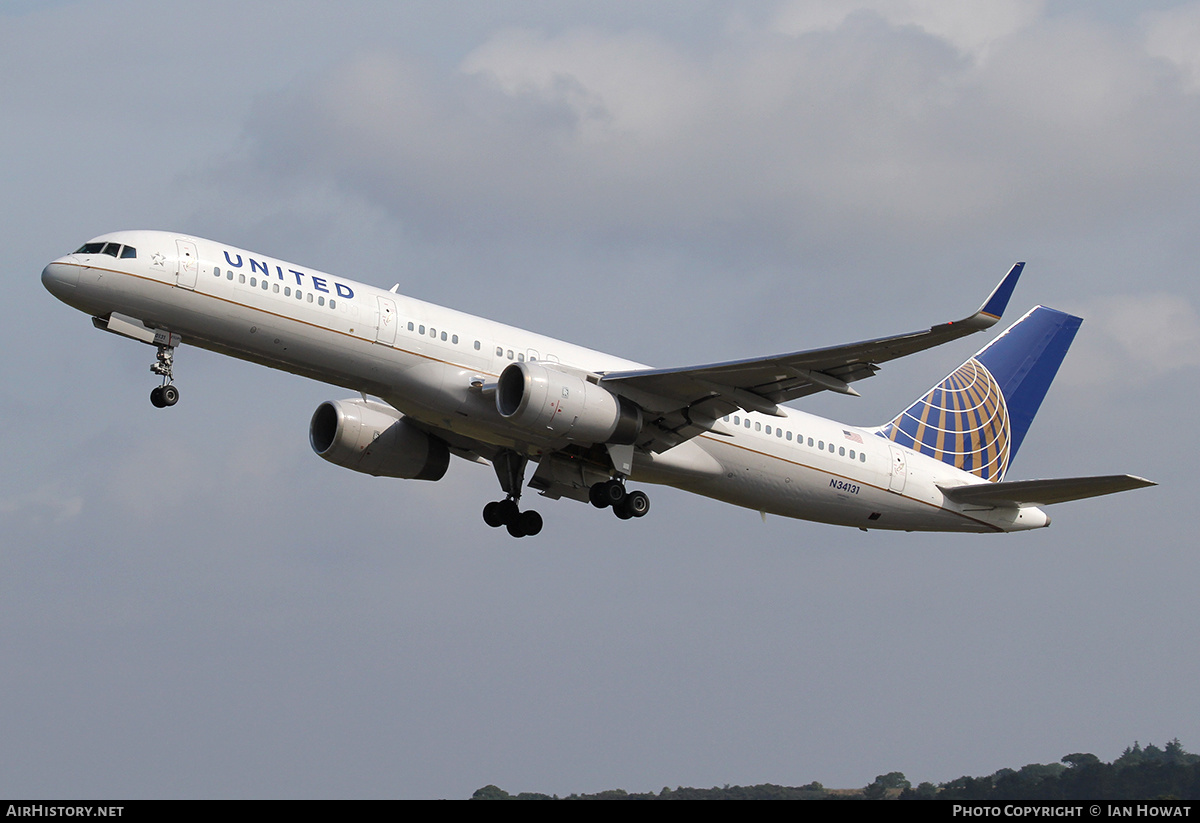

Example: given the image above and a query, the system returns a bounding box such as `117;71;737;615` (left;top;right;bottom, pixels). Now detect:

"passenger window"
765;425;772;435
818;440;824;450
860;453;866;463
419;325;425;334
849;450;856;459
295;290;302;299
441;331;447;342
330;300;336;309
273;284;280;293
474;341;481;350
318;296;325;306
496;346;503;357
452;334;458;344
285;287;291;296
786;431;792;441
754;422;761;431
808;437;814;447
507;350;514;359
262;280;269;290
777;428;783;438
430;327;436;338
227;271;233;280
518;353;525;362
307;294;313;303
250;277;257;287
744;419;751;428
239;274;246;284
214;268;222;278
839;446;845;456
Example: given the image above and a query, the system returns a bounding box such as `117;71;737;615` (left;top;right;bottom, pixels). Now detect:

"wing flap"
939;475;1156;508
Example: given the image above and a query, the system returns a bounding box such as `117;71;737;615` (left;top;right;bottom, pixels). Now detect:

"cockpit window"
73;242;137;259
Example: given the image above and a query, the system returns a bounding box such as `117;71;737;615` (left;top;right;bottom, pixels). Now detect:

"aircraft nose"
42;260;79;298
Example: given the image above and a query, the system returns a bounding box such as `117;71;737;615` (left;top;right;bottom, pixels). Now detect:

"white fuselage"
42;230;1050;534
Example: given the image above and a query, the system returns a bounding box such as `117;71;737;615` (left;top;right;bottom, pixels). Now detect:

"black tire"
519;510;543;536
601;479;626;507
506;520;526;538
626;490;650;518
161;384;179;406
589;483;610;508
613;501;634;520
496;498;519;526
150;386;165;408
483;501;505;528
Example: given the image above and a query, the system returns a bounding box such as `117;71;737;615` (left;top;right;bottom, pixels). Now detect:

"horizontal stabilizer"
939;475;1155;508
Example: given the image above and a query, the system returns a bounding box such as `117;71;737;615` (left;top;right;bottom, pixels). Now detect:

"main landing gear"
482;452;651;537
149;343;179;408
589;478;651;520
483;498;544;539
482;450;544;538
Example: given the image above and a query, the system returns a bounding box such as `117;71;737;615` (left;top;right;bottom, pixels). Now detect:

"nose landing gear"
149;343;179;408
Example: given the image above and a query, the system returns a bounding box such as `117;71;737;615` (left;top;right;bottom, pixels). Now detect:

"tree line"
471;738;1200;800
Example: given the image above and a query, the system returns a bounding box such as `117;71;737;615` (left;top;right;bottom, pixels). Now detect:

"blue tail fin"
875;306;1082;481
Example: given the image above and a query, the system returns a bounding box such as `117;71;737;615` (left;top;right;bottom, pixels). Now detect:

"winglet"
978;262;1024;320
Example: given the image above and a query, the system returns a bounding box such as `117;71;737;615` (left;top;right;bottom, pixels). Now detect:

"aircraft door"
376;296;398;345
887;444;908;493
175;239;198;290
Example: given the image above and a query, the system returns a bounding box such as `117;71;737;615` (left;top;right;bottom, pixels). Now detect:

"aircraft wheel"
161;385;179;406
519;510;543;537
483;501;505;528
589;483;610;508
150;386;166;408
625;490;650;518
496;498;519;526
506;520;526;538
599;479;625;507
613;500;634;520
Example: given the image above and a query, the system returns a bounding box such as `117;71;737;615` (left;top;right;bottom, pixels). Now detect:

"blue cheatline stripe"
876;305;1080;481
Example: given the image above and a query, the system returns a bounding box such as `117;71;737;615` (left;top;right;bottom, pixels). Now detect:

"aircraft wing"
599;263;1024;453
939;475;1156;508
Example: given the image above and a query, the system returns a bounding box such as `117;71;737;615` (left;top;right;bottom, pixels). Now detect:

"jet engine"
496;362;641;445
309;398;449;480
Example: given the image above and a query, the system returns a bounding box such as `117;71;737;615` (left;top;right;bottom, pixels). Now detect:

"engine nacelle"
309;398;449;480
496;362;641;445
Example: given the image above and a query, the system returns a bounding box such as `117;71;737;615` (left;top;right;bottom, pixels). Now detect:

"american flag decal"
842;430;863;443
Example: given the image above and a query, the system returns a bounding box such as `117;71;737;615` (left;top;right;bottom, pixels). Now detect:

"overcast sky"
3;0;1197;799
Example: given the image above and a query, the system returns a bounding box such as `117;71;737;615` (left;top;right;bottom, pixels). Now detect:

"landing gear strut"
589;478;650;520
149;343;179;408
482;450;543;538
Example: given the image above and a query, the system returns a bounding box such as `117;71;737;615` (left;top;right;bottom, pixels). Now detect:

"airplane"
41;230;1153;538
